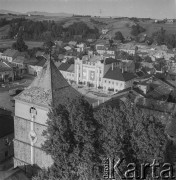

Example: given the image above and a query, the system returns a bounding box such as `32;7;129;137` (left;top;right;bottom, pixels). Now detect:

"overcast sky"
0;0;176;19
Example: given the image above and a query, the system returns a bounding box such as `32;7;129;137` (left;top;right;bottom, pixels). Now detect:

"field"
140;21;176;36
0;25;10;39
0;39;43;49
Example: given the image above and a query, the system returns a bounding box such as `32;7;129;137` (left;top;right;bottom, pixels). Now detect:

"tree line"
7;18;99;41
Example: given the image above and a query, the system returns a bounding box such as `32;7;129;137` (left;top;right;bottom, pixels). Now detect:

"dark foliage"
131;24;145;36
33;98;102;180
95;100;168;179
12;32;28;52
7;18;100;41
0;18;10;27
152;27;176;49
114;31;124;42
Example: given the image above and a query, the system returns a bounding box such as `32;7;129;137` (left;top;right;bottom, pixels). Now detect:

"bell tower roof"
15;59;81;108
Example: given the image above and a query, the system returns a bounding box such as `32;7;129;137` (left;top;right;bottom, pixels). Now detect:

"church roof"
14;59;81;108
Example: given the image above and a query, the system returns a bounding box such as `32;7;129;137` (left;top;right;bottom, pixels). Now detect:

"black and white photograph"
0;0;176;179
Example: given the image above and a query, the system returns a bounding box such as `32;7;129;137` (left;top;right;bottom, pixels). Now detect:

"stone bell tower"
13;59;81;173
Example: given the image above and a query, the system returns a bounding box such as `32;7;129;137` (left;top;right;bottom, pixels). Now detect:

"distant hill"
26;11;72;17
0;9;22;15
0;9;72;17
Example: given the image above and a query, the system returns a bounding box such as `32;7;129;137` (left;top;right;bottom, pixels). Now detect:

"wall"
15;100;49;125
14;100;53;169
103;78;125;91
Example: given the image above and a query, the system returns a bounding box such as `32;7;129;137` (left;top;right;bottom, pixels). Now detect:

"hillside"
0;15;175;41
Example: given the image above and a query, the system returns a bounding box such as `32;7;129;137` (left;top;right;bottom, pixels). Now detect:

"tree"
144;55;152;63
114;31;124;42
167;90;176;103
33;98;102;180
12;32;28;52
95;100;168;178
131;24;145;36
43;39;55;60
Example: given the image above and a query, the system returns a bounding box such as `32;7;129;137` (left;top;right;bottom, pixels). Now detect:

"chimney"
112;63;114;70
122;67;124;73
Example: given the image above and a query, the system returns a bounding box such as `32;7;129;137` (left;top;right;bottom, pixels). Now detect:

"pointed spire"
15;59;81;108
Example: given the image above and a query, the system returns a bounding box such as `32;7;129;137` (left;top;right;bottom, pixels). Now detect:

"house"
12;56;28;74
136;81;150;94
27;57;47;76
64;46;72;51
68;41;77;47
54;40;63;47
0;110;14;163
121;59;135;73
96;44;106;55
102;66;136;92
76;43;86;52
166;19;174;24
0;61;14;82
102;28;109;35
1;49;20;62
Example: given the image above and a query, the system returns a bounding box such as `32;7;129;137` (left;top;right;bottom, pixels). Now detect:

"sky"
0;0;176;19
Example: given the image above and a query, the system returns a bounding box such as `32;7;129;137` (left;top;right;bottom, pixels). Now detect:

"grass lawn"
0;39;43;49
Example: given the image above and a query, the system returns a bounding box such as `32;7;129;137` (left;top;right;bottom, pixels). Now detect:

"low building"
64;46;72;51
166;19;174;24
0;61;14;82
102;66;136;92
137;81;150;94
96;44;107;55
1;49;20;63
68;41;77;47
76;43;86;52
27;57;47;76
102;28;109;35
12;56;28;74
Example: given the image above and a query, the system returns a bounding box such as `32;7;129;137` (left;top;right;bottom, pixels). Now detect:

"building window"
104;80;106;83
116;82;118;86
109;81;111;84
112;81;114;85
